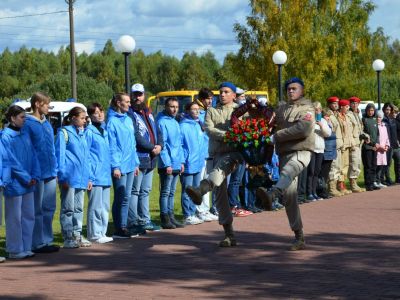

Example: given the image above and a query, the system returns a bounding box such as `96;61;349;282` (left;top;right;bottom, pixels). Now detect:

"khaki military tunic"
326;109;343;181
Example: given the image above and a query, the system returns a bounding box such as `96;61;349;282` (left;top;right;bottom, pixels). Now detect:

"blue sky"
0;0;398;62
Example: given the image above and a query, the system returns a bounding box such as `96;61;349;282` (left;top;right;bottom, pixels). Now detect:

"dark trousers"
376;165;386;184
320;160;333;184
383;148;393;183
307;152;324;196
393;149;400;182
362;148;377;188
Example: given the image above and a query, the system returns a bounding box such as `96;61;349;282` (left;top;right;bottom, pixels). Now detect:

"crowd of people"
0;78;398;262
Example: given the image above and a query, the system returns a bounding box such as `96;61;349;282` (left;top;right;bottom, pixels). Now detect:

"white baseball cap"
131;83;145;93
236;87;246;95
258;97;267;106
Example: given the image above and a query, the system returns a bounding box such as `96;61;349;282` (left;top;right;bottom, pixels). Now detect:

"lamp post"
372;59;385;111
272;50;287;102
116;35;136;94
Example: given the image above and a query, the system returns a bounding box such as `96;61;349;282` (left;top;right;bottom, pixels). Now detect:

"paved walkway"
1;186;400;299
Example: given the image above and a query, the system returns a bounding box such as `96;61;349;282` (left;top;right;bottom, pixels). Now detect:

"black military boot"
160;213;176;229
169;213;185;228
219;224;237;247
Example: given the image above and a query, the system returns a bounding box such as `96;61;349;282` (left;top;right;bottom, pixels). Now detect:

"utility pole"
66;0;77;100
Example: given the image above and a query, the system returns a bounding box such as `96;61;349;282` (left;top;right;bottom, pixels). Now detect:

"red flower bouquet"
224;118;271;148
224;118;273;165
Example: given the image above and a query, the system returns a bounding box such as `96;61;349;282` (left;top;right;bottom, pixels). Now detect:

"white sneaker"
77;236;92;247
198;211;218;222
0;256;5;263
205;211;218;221
63;239;79;249
25;251;35;257
8;252;29;259
184;215;204;225
95;236;114;244
379;183;387;188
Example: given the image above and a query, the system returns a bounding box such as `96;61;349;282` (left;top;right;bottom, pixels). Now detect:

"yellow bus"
148;90;269;115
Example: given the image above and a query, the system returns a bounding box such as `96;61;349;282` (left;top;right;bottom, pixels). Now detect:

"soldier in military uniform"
348;96;369;192
257;77;315;251
337;99;354;194
325;97;345;197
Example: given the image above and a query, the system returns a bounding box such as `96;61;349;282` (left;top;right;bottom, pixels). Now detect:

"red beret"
327;96;339;103
339;99;350;107
349;96;361;103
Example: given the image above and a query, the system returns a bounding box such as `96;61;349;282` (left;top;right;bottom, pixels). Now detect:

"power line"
0;32;237;46
0;10;68;20
0;24;237;42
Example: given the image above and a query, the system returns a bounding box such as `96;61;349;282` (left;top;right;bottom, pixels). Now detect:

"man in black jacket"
382;103;399;185
127;83;164;233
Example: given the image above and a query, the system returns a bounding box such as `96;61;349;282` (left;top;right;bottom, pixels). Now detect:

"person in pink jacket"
376;111;390;187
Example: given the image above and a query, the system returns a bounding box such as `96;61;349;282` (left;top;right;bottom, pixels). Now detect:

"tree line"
1;0;400;112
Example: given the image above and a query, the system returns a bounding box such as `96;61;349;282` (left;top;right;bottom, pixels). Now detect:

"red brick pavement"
1;186;400;299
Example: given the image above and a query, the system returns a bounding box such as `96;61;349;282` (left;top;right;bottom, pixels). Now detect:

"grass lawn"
0;172;184;257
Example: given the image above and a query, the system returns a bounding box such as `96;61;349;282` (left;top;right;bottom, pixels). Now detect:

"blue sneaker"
128;224;147;236
306;194;317;202
143;221;161;232
273;201;284;210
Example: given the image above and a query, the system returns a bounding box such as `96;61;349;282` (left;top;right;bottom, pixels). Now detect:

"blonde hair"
313;101;322;110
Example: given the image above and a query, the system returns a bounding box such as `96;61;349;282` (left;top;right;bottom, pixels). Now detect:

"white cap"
258;97;267;106
236;87;246;95
131;83;145;93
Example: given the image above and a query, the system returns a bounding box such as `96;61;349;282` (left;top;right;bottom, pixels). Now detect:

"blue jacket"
86;124;112;187
55;125;91;189
128;107;164;169
180;116;208;174
198;109;206;123
1;127;41;197
156;111;184;170
0;137;14;188
24;115;57;179
323;123;337;160
106;108;140;174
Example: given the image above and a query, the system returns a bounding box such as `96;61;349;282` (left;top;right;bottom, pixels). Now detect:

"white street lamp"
272;50;287;102
372;59;385;110
117;35;136;93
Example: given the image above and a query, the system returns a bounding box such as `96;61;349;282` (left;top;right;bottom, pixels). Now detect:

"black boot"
160;213;176;229
169;214;185;228
219;224;237;247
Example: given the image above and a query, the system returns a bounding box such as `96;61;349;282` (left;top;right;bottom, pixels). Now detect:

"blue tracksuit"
180;116;208;174
156;111;184;170
1;127;40;197
0;138;12;188
24;115;57;179
106;108;140;174
55;125;91;189
24;115;58;249
86;123;112;186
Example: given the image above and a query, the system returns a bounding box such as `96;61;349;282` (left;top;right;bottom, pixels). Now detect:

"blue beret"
284;77;304;90
219;81;237;93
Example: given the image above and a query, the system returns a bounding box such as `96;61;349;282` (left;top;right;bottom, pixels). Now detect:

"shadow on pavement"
15;229;400;299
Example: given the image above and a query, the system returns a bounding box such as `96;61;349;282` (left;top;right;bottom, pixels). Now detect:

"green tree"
233;0;380;103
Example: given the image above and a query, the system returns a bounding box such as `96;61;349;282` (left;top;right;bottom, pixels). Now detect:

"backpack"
61;128;69;144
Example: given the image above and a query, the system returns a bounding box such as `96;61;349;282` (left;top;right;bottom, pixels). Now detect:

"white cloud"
1;0;399;64
75;40;96;54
